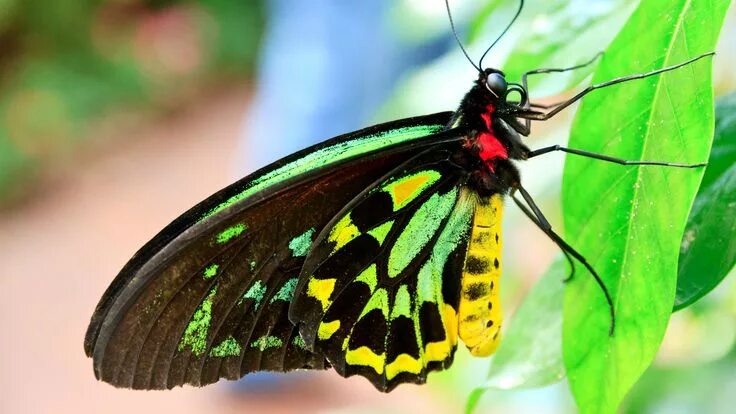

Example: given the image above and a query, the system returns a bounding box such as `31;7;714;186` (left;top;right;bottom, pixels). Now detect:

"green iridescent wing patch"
200;114;453;220
290;150;474;391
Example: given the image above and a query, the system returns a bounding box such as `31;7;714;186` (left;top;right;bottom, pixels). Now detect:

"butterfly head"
479;69;528;109
481;69;507;99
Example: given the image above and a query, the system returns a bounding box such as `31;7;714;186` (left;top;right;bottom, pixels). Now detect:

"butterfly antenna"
478;0;524;70
445;0;482;73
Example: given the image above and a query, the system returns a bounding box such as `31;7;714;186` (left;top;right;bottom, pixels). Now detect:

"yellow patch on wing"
443;304;459;346
327;213;360;253
317;320;340;340
425;341;452;362
307;277;336;311
424;304;459;362
386;354;422;380
382;170;441;210
345;346;386;375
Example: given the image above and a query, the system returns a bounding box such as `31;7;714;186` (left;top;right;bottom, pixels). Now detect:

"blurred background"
0;1;734;413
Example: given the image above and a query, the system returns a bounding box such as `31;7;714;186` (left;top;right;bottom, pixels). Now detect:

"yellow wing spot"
307;277;336;311
382;170;441;210
317;320;340;340
443;304;459;346
424;304;459;362
385;354;423;380
425;341;452;362
345;346;385;375
328;214;360;253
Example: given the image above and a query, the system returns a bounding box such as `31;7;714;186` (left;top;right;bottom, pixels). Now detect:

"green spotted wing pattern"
84;113;460;389
290;149;476;391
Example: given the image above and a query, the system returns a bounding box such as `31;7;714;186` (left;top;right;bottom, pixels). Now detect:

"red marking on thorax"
476;104;507;171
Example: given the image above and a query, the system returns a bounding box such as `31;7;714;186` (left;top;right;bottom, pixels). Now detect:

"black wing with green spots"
290;149;476;392
84;113;464;389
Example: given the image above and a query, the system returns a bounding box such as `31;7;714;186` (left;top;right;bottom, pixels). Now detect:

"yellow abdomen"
458;194;503;356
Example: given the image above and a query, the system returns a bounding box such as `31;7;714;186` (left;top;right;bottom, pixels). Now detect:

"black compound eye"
485;73;508;97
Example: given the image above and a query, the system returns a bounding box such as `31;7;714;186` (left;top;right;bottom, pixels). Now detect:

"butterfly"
84;0;711;392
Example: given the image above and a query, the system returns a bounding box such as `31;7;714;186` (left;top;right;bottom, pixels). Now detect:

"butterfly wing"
84;113;461;389
290;148;479;392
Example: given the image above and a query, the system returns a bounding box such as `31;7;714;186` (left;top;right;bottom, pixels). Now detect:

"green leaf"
560;1;730;413
675;92;736;310
466;258;567;414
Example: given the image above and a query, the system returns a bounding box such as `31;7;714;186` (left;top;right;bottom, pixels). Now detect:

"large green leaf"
561;1;729;413
675;92;736;310
466;258;567;414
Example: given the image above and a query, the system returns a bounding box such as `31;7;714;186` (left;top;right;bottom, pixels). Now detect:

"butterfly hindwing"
290;149;477;391
85;113;463;389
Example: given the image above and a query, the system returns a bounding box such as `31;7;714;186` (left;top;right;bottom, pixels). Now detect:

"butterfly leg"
527;145;707;168
521;52;603;94
510;185;616;335
514;52;714;121
528;102;560;109
513;53;604;132
511;190;577;283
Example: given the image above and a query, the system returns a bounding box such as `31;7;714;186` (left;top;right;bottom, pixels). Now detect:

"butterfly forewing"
290;149;479;391
96;160;379;388
85;113;452;355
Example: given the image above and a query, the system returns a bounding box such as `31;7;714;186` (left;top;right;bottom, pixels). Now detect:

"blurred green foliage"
0;0;263;203
623;286;736;413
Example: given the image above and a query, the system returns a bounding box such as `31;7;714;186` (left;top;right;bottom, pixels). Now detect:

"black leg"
527;145;707;168
518;53;604;131
521;52;604;92
529;101;560;109
514;52;715;121
505;116;531;136
511;186;616;335
511;190;577;282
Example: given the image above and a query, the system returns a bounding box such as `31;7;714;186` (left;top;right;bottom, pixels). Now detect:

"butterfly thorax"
450;79;526;197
